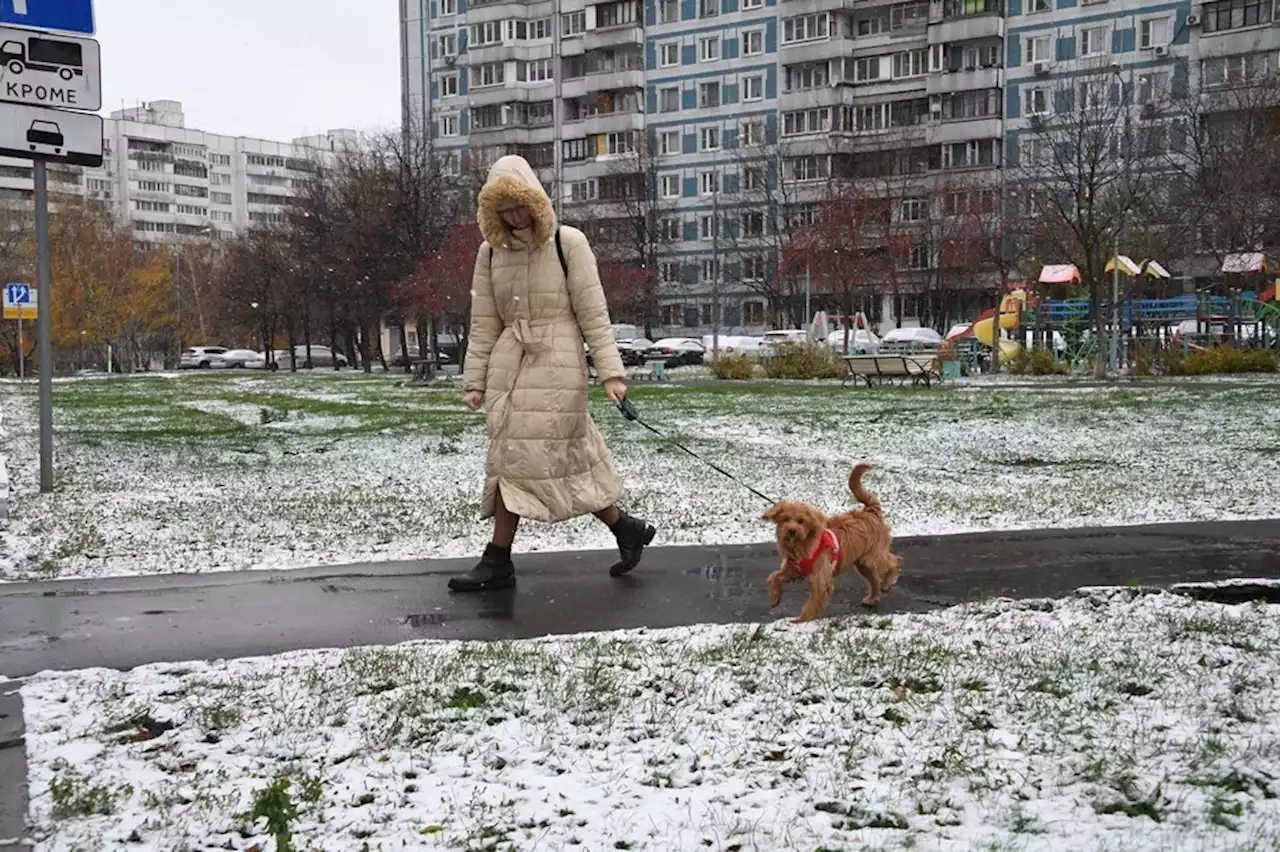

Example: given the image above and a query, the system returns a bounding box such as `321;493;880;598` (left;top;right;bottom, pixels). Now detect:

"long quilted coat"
463;155;627;523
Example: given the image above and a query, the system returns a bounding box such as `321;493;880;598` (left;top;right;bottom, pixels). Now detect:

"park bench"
841;354;942;389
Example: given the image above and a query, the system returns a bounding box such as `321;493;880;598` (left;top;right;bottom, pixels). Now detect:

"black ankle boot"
448;544;516;592
609;511;656;577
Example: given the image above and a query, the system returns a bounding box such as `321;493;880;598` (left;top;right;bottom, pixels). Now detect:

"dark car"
644;337;706;367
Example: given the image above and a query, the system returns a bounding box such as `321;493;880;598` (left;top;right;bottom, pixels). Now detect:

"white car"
180;346;229;369
879;327;944;352
214;349;270;370
826;328;881;355
273;345;349;369
759;329;809;358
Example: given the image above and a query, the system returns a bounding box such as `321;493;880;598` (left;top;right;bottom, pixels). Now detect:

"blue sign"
5;283;32;305
0;0;95;35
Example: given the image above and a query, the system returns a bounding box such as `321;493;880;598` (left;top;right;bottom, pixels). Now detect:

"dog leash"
616;398;778;505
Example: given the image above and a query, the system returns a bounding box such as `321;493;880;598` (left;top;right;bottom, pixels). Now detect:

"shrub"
1007;347;1068;376
710;353;756;380
762;342;841;380
1169;345;1277;376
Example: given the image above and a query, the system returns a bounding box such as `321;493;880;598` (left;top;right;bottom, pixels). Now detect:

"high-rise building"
0;100;356;250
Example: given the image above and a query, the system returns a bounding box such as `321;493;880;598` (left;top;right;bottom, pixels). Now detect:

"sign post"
0;0;100;493
3;282;36;380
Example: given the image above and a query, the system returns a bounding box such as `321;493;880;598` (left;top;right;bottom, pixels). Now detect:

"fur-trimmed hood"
477;155;557;250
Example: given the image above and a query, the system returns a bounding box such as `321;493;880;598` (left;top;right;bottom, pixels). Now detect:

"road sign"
4;282;37;320
0;0;95;36
0;26;101;110
0;100;101;166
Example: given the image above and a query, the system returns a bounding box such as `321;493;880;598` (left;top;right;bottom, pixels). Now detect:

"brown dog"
763;463;902;622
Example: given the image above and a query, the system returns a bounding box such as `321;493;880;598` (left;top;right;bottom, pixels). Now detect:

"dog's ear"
762;503;782;523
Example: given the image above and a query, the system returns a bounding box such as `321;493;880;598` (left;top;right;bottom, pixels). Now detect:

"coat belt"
510;317;554;355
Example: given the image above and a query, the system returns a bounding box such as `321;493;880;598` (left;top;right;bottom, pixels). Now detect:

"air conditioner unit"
1029;115;1046;130
1141;103;1157;120
1153;45;1169;57
1033;62;1051;76
444;54;457;65
1186;13;1200;26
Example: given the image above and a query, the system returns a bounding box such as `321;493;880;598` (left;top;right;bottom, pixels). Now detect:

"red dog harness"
788;529;840;577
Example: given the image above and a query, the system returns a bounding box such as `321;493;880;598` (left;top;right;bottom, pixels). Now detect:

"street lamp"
1111;62;1130;374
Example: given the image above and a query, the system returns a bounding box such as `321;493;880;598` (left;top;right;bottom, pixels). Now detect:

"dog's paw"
861;594;881;606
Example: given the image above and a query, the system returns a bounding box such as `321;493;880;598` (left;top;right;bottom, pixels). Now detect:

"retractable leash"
616;397;778;505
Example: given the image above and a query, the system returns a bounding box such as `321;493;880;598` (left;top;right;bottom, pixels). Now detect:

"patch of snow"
1;375;1278;581
21;590;1280;850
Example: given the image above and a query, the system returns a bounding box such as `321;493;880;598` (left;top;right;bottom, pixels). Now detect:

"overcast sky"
96;0;402;142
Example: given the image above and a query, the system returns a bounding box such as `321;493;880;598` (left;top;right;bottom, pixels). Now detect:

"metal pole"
34;159;54;493
1111;232;1120;373
17;317;23;381
804;261;811;332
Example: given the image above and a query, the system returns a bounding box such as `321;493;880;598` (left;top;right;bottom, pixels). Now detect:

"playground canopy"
1038;264;1081;285
1222;252;1268;274
1143;260;1171;279
1104;255;1143;276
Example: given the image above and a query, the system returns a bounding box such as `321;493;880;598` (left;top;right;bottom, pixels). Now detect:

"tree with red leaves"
597;256;657;327
391;222;481;364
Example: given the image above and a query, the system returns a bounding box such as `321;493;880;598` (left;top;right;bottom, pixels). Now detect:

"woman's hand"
602;378;628;405
463;390;484;411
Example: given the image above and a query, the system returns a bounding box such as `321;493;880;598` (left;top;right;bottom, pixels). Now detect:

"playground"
946;257;1280;372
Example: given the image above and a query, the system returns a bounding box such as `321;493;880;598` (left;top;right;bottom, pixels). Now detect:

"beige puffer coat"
463;155;627;523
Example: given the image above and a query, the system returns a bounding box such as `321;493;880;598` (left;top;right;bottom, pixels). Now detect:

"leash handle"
616;397;639;422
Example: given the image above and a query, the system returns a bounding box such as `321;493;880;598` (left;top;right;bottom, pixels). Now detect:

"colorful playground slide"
958;291;1028;365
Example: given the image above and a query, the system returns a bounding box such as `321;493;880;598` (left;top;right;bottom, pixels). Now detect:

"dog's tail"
849;463;883;518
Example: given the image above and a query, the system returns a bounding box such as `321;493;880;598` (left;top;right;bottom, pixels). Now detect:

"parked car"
273;345;349;369
214;348;270;370
180;346;229;369
391;350;453;368
758;329;809;358
644;337;706;367
879;327;944;353
618;338;653;367
826;328;881;355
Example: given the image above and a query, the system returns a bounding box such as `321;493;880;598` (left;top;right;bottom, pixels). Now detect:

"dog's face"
762;501;826;561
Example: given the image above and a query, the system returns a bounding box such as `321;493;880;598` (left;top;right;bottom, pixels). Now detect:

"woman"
450;155;656;593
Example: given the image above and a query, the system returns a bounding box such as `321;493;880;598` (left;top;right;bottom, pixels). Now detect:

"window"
660;87;680;112
662;304;684;326
782;14;829;44
743;164;765;189
743;75;764;101
1024;86;1050;115
135;180;169;192
1021;137;1049;165
659;0;679;23
743;30;764;56
941;90;998;120
212;210;232;223
699;36;720;62
743;0;763;8
1079;79;1108;111
741;211;764;237
211;191;232;205
605;131;636;154
176;203;207;216
853;57;881;81
848;104;886;132
438;0;457;14
782;108;830;136
701;259;719;283
435;33;456;58
569;180;597;202
959;43;1002;69
1203;0;1274;33
699;215;719;240
700;126;721;151
596;0;639;28
942;139;998;169
900;197;927;222
441;73;459;97
890;1;929;29
857;16;886;36
741;120;766;146
470;20;502;46
517;59;554;82
659;263;681;284
475;62;504;87
700;170;720;194
440;113;458;136
744;300;765;323
659;217;681;241
893;49;927;78
563;138;591;162
660;131;681;156
1029;0;1051;11
1136;70;1170;104
133;200;170;212
1024;36;1050;63
786;62;829;90
661;174;681;197
1139;17;1169;48
904;244;931;270
562;10;586;36
135;159;164;172
699;81;721;108
660;42;680;67
785;155;829;181
1080;26;1110;57
209;153;231;166
699;0;719;17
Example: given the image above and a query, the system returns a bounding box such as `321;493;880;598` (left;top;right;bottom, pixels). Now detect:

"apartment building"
404;0;1278;333
0;99;356;250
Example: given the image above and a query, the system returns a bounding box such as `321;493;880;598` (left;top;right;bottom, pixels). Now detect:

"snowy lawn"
0;371;1278;581
21;589;1280;851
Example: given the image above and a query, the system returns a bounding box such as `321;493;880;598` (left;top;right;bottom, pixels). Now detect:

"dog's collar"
787;529;840;577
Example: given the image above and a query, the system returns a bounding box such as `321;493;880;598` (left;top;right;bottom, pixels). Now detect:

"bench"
841;354;942;388
409;358;438;384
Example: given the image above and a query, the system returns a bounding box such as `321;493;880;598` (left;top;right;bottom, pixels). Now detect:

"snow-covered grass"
0;371;1278;581
21;589;1280;851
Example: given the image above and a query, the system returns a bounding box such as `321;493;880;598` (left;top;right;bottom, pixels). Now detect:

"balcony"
583;25;643;51
928;116;1002;144
583;110;645;136
584;68;645;92
926;66;1003;94
781;36;857;64
928;13;1004;44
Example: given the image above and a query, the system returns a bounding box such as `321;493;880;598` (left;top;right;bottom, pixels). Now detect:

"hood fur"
477;155;557;250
